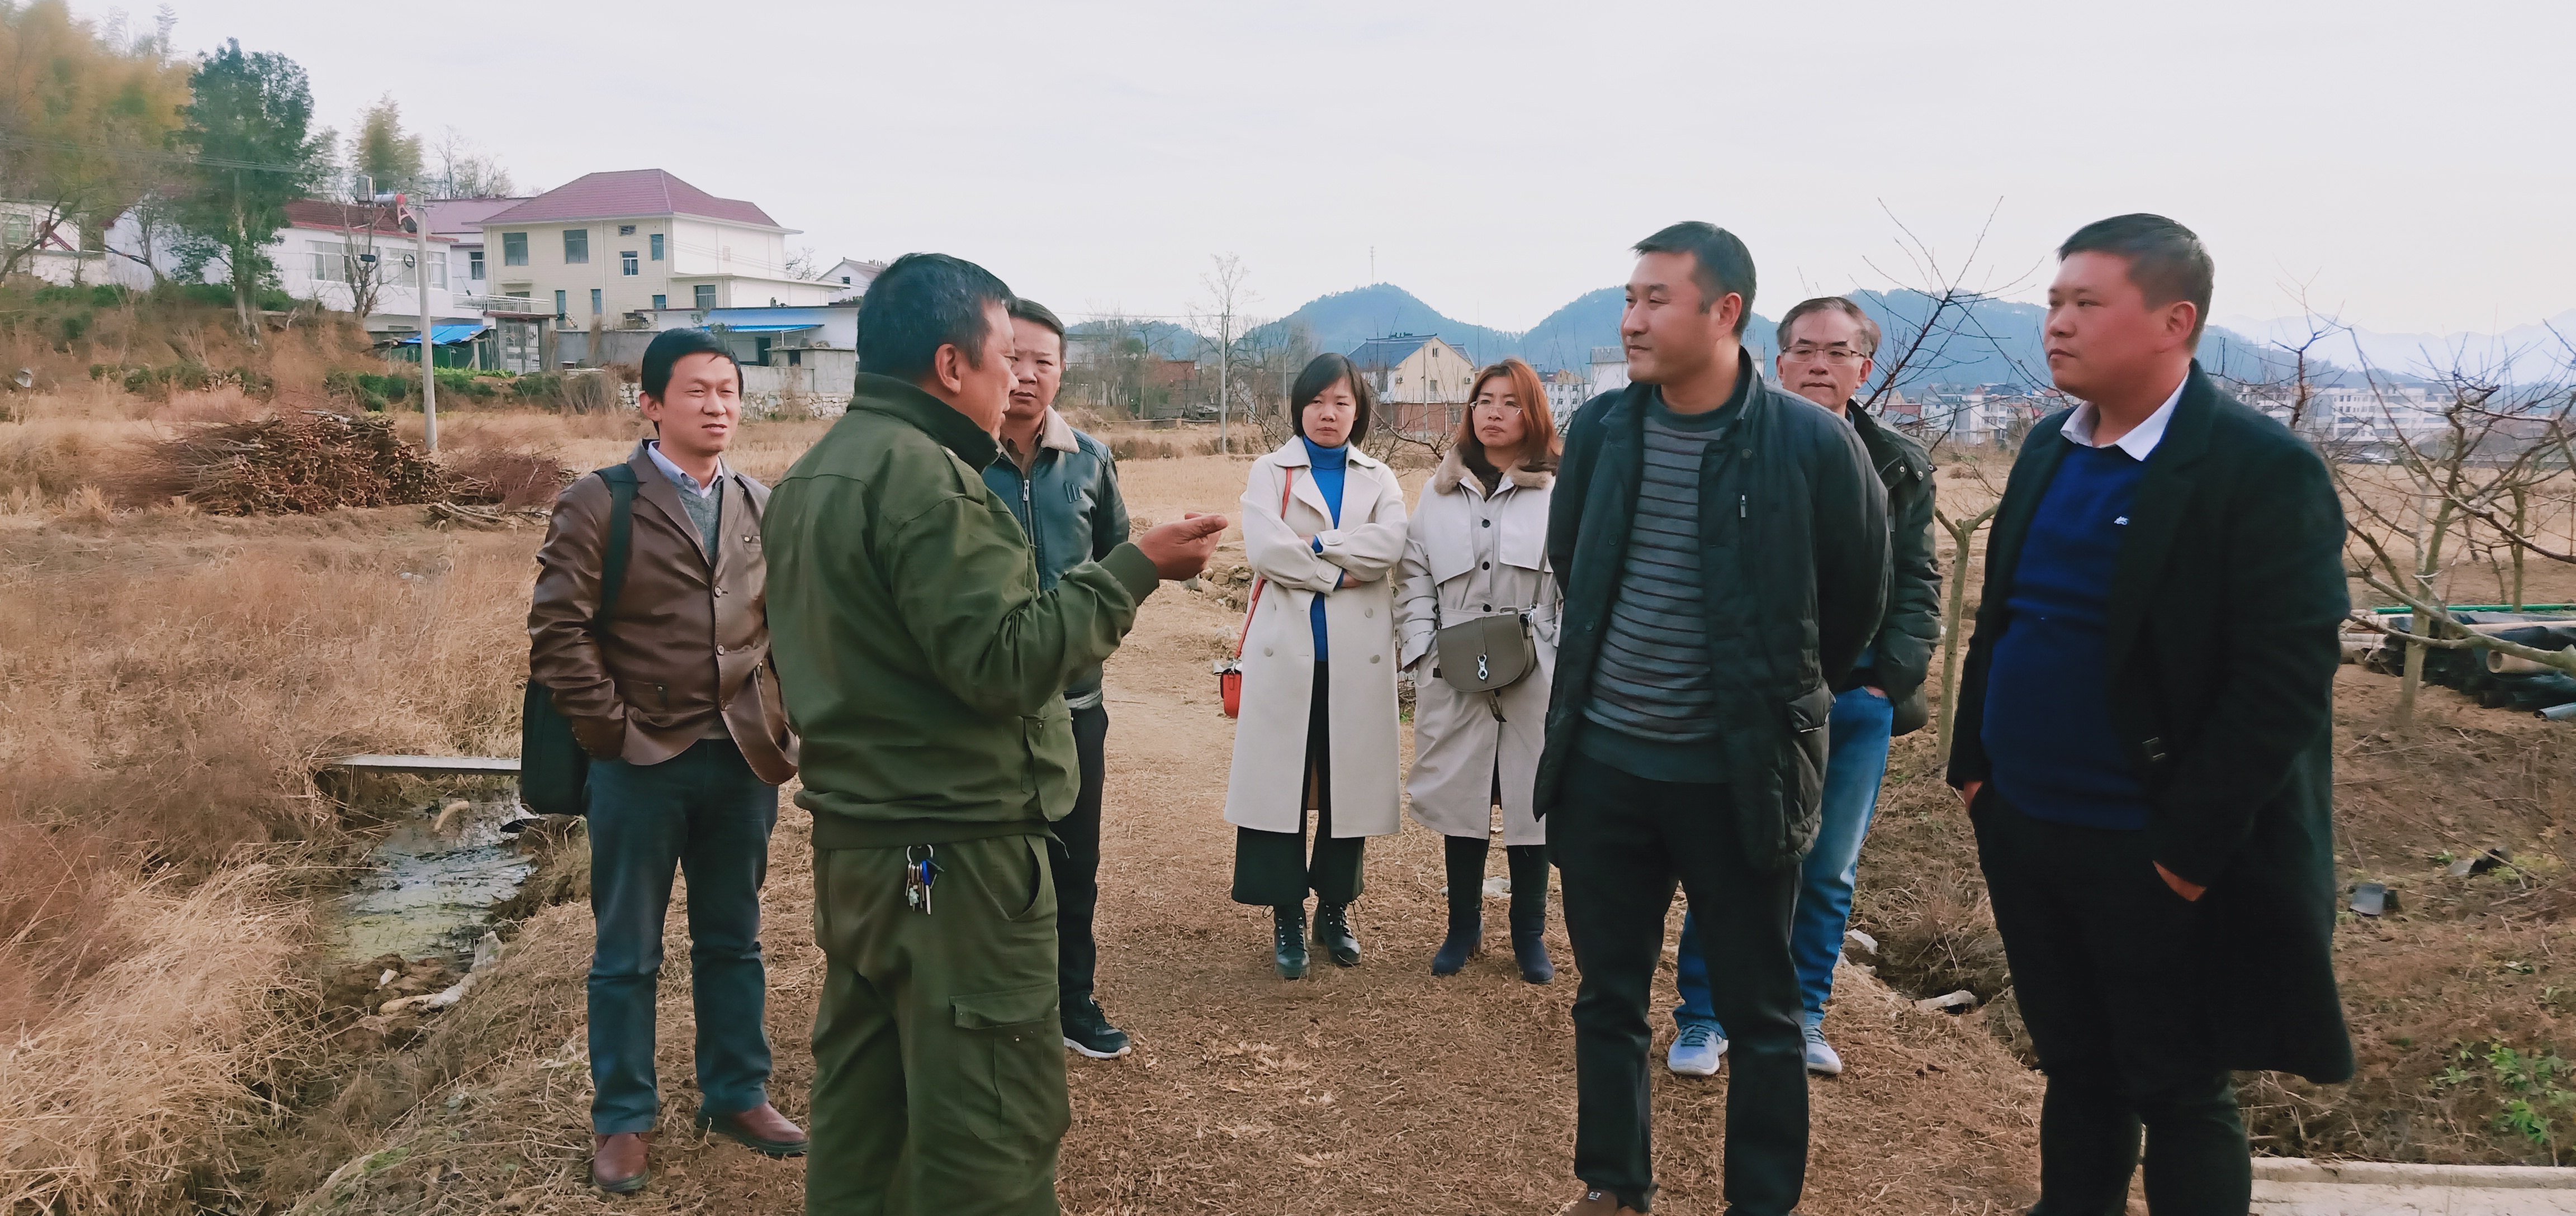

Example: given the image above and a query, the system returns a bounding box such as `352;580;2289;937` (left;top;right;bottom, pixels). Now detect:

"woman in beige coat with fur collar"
1395;358;1563;983
1224;354;1408;980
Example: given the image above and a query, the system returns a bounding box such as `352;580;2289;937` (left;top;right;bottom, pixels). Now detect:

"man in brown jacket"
528;327;805;1194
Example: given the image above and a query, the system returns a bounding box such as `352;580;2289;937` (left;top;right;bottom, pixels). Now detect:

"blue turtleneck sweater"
1301;437;1348;662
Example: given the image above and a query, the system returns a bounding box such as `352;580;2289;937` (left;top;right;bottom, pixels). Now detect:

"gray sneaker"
1802;1022;1844;1076
1666;1023;1726;1076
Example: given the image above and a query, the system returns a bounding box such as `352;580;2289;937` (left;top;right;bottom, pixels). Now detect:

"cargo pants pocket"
949;982;1072;1145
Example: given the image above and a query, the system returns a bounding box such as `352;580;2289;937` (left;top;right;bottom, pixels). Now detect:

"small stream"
332;795;540;963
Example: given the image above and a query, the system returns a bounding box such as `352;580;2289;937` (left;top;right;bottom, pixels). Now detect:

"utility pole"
400;193;438;452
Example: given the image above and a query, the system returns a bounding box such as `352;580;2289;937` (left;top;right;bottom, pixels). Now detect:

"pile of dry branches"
132;411;447;514
129;412;568;515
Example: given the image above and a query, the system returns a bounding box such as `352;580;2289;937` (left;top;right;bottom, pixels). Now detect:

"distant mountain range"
1243;283;2306;389
2214;311;2576;384
1075;283;2566;391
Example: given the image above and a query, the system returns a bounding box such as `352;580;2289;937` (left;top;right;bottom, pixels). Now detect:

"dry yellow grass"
0;864;307;1212
0;392;851;1212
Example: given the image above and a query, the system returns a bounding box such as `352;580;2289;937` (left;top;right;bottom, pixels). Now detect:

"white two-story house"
1349;333;1476;405
272;200;462;332
476;169;837;329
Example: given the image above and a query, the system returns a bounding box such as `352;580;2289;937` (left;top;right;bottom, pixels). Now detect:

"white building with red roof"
272;200;462;330
476;169;839;327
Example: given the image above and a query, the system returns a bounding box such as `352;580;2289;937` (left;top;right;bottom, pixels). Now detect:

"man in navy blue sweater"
1948;215;2354;1214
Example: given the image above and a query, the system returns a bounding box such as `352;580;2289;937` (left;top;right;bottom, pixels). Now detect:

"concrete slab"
2252;1158;2576;1215
323;754;520;776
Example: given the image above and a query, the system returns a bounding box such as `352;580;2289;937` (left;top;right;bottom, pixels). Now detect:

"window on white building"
650;234;664;260
621;251;639;276
563;229;588;264
502;232;527;265
652;294;667;310
310;240;351;283
468;250;484;281
693;283;716;310
618;224;636;236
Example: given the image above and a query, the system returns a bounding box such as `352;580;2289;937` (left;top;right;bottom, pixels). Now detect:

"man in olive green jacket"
765;253;1224;1216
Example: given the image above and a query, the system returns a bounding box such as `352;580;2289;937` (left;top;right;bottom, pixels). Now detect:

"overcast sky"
93;0;2576;336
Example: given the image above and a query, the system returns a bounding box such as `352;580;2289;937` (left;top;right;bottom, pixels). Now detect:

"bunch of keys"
903;846;938;915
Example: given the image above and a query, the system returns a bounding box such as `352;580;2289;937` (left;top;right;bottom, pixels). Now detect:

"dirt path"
325;566;2043;1215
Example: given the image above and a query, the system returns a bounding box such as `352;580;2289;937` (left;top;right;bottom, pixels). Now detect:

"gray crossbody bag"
1432;608;1537;695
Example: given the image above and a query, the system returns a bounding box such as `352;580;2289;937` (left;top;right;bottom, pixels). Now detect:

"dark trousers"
808;834;1066;1216
586;737;780;1135
1232;662;1365;906
1552;752;1806;1215
1973;789;2249;1214
1053;703;1109;1006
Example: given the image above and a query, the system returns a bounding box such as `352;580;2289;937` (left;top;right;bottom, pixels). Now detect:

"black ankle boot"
1313;901;1361;967
1507;844;1554;984
1432;834;1488;976
1273;904;1309;980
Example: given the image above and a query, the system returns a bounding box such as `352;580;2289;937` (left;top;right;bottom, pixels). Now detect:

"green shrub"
354;372;411;403
58;312;90;342
153;282;295;312
433;367;499;401
509;372;563;406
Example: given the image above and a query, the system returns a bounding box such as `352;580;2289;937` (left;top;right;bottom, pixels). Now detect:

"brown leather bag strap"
1230;467;1299;660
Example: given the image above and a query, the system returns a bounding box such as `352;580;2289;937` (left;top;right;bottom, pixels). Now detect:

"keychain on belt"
904;845;939;915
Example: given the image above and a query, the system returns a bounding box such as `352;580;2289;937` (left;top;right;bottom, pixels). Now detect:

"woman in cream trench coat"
1394;357;1562;982
1223;354;1408;980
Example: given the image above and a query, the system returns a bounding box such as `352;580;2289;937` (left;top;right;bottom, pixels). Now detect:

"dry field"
2;391;2573;1213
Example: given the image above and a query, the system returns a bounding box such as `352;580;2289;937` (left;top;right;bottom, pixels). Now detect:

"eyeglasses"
1783;344;1865;365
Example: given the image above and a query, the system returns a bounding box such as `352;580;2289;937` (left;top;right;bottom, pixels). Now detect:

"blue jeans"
586;737;780;1134
1676;685;1896;1033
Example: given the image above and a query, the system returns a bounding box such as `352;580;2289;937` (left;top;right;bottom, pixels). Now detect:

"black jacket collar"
1604;346;1763;432
1992;360;2221;669
851;372;1000;470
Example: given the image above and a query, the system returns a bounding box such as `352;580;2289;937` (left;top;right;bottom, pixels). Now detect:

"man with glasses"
980;298;1137;1061
1664;297;1940;1082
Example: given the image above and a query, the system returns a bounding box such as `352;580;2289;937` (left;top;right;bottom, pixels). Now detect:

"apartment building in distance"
476;169;839;328
1543;366;1590;422
1588;344;1630;398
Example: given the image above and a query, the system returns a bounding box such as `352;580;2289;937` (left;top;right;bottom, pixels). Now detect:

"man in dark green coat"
765;253;1225;1216
1948;215;2353;1212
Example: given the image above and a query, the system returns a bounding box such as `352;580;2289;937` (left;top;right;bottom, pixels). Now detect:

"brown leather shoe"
1559;1189;1646;1215
591;1132;650;1194
695;1101;808;1157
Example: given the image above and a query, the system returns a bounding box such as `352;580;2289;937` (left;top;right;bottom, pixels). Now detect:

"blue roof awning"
399;324;487;345
709;324;820;334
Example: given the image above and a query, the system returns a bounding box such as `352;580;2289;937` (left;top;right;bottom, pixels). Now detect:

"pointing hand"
1137;512;1229;581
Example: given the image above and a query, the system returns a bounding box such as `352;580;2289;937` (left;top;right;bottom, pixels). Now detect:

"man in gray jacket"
980;297;1137;1060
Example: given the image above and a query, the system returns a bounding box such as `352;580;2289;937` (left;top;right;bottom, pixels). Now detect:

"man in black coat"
1538;222;1888;1216
1947;214;2354;1213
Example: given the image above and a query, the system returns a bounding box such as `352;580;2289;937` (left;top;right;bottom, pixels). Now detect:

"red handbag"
1219;468;1299;718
